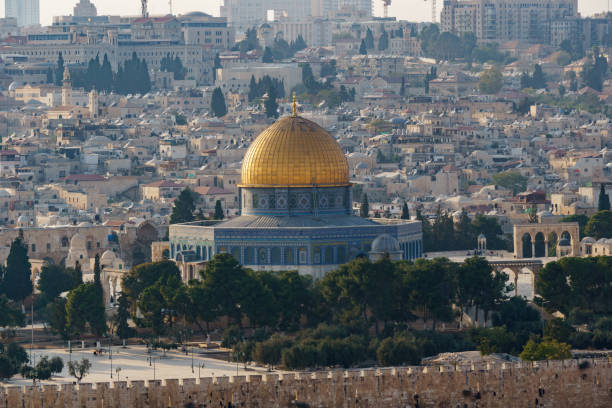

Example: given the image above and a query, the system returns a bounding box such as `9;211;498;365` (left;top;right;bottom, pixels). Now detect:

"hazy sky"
7;0;612;27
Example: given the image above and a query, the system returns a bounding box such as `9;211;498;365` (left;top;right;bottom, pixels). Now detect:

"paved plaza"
4;345;281;386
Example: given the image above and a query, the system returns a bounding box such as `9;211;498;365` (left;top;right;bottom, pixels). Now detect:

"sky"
5;0;612;27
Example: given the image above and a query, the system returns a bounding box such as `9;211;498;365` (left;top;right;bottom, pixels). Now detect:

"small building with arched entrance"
513;223;580;259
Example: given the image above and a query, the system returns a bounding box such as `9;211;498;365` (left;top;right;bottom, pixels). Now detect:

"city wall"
1;359;610;407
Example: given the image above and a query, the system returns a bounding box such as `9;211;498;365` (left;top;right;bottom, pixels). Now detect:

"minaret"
89;89;99;118
62;67;73;106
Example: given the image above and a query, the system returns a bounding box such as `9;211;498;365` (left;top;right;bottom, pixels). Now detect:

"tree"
360;194;369;218
359;39;367;55
598;184;610;211
401;202;410;220
561;214;589;239
585;210;612;239
21;356;63;383
378;28;389;51
44;298;69;340
210;87;227;117
479;67;503;94
365;28;374;49
46;68;54;84
115;293;135;341
37;264;78;302
248;75;259;101
262;47;274;63
55;52;64;86
291;35;307;53
0;342;28;380
376;336;420;366
66;283;106;337
93;253;102;291
491;171;527;195
170;188;196;224
213;200;225;220
0;233;32;303
530;64;547;89
161;53;186;80
67;359;91;383
0;295;24;328
519;338;571;361
264;86;279;118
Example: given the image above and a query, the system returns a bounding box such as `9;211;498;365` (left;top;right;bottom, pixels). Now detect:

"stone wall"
1;359;610;407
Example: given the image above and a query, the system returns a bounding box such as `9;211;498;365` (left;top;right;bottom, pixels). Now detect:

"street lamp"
109;337;113;379
115;367;121;382
198;362;205;378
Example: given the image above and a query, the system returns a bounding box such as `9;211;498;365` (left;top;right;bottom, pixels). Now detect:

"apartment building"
441;0;578;44
5;0;39;27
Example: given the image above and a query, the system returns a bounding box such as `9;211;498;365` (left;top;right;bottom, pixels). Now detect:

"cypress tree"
248;75;258;101
262;47;274;63
598;184;610;211
211;87;227;117
100;54;113;92
264;86;279;118
400;76;406;96
0;231;33;303
401;202;410;219
55;52;64;86
46;68;54;84
170;188;196;224
360;194;369;218
365;28;374;49
359;39;367;55
93;254;101;291
214;200;225;220
115;293;134;341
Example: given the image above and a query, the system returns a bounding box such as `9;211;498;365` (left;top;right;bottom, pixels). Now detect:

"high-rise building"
5;0;40;27
73;0;98;18
441;0;577;44
221;0;311;32
311;0;372;18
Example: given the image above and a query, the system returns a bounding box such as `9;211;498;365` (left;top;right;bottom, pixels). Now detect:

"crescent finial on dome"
292;92;297;117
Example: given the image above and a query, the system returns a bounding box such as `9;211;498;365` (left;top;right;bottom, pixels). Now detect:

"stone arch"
61;236;70;247
517;267;536;300
534;232;546;258
522;233;533;258
514;223;580;258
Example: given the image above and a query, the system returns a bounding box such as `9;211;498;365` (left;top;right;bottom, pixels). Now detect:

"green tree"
519;338;571;361
115;293;135;341
598;184;610;211
0;342;28;380
378;28;389;51
491;171;527;195
170;188;196;224
262;47;274;63
365;28;374;49
67;358;91;383
21;356;63;383
561;214;589;239
479;66;503;94
454;209;473;249
55;52;64;86
37;264;78;302
46;68;54;84
359;39;367;55
210;87;227;117
213;200;224;220
44;298;69;340
0;232;32;303
585;210;612;239
530;64;547;89
360;194;369;218
401;202;410;219
376;336;420;366
264;85;279;118
0;295;24;327
65;283;106;337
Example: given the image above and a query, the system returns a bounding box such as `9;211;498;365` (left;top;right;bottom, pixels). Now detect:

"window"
87;241;92;250
31;244;36;252
46;243;51;250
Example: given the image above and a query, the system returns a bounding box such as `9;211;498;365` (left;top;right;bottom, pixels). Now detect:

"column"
544;239;549;258
531;240;536;259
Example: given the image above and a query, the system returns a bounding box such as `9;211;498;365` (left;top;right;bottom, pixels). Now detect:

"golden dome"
240;115;349;188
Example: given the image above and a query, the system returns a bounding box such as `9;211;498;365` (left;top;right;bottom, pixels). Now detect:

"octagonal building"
169;113;422;280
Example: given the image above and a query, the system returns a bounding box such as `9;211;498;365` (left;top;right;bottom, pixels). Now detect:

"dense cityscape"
0;0;610;406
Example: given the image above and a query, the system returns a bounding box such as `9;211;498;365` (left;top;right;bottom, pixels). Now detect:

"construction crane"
383;0;391;18
169;0;173;15
141;0;149;18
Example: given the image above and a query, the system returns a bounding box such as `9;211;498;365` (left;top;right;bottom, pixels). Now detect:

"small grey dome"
581;237;596;244
371;234;400;253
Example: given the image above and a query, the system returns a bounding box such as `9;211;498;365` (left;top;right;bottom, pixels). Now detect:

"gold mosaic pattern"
240;116;350;187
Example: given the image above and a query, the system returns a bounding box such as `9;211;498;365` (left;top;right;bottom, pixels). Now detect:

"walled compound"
1;358;610;407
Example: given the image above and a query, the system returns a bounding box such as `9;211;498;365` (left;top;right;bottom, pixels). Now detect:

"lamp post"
191;346;194;374
115;367;121;382
198;362;205;378
109;337;113;379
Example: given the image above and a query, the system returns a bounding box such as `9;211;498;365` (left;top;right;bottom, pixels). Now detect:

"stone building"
169;109;422;280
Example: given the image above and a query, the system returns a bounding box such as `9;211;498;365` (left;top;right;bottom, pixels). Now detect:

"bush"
519;339;572;361
221;325;242;348
376;337;420;366
252;334;293;367
282;343;319;369
543;319;574;343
